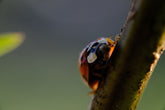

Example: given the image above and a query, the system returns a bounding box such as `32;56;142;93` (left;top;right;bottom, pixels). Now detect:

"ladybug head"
86;38;112;64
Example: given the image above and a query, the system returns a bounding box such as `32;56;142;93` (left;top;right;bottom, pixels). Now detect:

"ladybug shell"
79;37;115;91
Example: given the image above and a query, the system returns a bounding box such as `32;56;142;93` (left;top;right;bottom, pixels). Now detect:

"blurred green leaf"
0;32;25;57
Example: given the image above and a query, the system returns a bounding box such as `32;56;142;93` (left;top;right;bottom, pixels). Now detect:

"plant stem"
88;0;165;110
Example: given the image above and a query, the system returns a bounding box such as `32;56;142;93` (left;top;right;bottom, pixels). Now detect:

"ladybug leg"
108;34;119;46
114;34;120;45
95;65;107;70
92;72;105;86
95;62;108;69
87;91;96;96
88;72;105;95
115;35;120;44
93;65;114;91
92;72;103;78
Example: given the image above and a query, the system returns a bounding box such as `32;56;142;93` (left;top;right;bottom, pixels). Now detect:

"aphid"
78;35;119;93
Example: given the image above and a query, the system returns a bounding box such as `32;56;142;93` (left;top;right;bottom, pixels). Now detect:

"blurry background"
0;0;164;110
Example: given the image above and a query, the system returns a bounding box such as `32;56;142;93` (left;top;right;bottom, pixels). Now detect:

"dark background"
0;0;164;110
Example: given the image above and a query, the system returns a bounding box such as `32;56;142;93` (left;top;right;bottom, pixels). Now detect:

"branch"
88;0;165;110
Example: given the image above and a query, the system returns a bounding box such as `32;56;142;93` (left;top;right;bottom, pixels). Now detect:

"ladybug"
78;36;119;93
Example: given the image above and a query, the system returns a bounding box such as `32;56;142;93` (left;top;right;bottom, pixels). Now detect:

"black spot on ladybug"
82;75;88;82
80;56;83;61
92;42;99;47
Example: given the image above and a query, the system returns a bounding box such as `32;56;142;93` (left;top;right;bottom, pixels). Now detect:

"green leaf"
0;32;25;57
